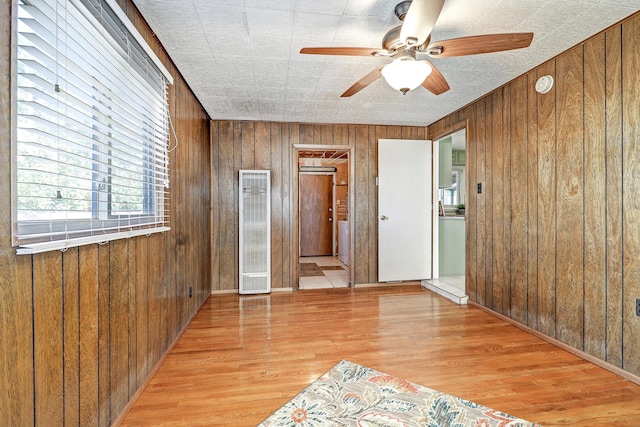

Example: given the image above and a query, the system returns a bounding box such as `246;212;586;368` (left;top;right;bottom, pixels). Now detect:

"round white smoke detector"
535;75;554;94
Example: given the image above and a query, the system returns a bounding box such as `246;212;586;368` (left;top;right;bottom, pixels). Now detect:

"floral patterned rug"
258;360;541;426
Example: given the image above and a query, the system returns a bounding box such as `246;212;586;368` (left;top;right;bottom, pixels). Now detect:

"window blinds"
14;0;173;254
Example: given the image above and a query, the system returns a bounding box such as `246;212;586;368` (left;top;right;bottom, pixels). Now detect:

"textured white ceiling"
132;0;640;126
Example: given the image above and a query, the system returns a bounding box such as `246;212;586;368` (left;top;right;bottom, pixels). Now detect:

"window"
13;0;174;254
438;170;461;206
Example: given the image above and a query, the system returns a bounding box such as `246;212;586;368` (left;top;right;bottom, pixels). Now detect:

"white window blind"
13;0;173;254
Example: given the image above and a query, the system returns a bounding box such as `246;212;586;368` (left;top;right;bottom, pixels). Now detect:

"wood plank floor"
120;285;640;426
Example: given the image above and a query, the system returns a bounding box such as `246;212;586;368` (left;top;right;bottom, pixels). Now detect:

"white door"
378;139;433;282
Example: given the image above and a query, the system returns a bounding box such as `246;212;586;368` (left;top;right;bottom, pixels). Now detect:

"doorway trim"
428;121;468;285
292;144;355;289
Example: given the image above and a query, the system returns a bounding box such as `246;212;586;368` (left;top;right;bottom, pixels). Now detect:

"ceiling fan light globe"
381;59;432;94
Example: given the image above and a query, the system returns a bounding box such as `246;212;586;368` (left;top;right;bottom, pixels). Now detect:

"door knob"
380;215;388;220
328;217;333;222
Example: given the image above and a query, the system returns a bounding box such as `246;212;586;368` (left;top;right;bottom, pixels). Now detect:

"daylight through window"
13;0;173;254
438;170;461;206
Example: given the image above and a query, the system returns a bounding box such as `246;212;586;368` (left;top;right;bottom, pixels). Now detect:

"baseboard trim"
468;301;640;386
270;287;294;293
112;295;210;426
354;281;421;288
210;289;239;295
211;287;295;295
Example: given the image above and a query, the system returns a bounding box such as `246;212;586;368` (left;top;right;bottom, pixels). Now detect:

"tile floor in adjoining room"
422;275;467;304
299;256;349;289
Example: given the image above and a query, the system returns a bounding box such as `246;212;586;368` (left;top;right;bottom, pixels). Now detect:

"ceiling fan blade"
400;0;445;47
300;47;384;57
426;33;534;57
421;61;449;95
341;66;384;97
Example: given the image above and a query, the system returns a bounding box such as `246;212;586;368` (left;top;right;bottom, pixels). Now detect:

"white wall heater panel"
239;170;271;294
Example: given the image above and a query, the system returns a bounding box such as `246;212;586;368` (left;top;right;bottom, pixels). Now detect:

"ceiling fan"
300;0;534;97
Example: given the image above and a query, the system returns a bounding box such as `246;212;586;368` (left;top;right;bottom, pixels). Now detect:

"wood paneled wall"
0;1;211;425
211;122;426;290
428;12;640;377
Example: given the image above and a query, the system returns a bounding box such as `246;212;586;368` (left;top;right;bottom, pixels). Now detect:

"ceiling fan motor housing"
383;26;430;53
394;1;412;21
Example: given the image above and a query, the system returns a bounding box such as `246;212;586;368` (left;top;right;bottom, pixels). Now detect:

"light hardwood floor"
120;285;640;426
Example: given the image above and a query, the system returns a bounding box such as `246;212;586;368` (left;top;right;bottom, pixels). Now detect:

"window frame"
11;0;175;255
438;169;463;208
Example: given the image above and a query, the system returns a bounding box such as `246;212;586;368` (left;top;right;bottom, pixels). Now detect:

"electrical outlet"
636;298;640;317
189;286;193;298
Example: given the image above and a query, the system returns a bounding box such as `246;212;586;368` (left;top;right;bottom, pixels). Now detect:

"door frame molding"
428;120;468;281
292;144;354;289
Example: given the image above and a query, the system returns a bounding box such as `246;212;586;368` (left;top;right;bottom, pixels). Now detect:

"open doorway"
295;146;352;290
423;128;468;304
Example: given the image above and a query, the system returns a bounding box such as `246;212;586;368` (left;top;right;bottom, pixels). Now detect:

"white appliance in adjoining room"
338;220;349;266
239;170;271;294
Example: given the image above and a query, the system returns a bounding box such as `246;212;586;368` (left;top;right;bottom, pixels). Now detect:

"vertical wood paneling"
157;236;169;354
428;11;640;382
622;14;640;376
476;99;487;306
509;76;528;324
502;84;512;316
146;233;161;370
368;126;380;282
289;124;300;287
0;253;34;426
127;241;138;399
313;124;323;144
109;239;130;419
484;96;493;309
33;251;64;426
255;122;271;170
300;123;313;145
282;124;293;289
387;126;402;140
211;122;220;291
64;248;80;427
242;122;256;169
555;45;585;349
98;244;110;426
196;101;211;305
167;75;179;342
79;245;99;426
354;125;370;284
526;71;539;328
134;237;148;386
321;124;334;145
270;123;284;288
536;60;557;338
234;122;243;288
219;121;236;290
490;90;505;314
583;33;607;359
605;25;624;368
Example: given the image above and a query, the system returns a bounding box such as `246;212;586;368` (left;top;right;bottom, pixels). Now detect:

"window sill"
15;226;170;255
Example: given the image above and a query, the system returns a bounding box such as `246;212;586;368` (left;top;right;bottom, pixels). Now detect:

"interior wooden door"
299;174;333;256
